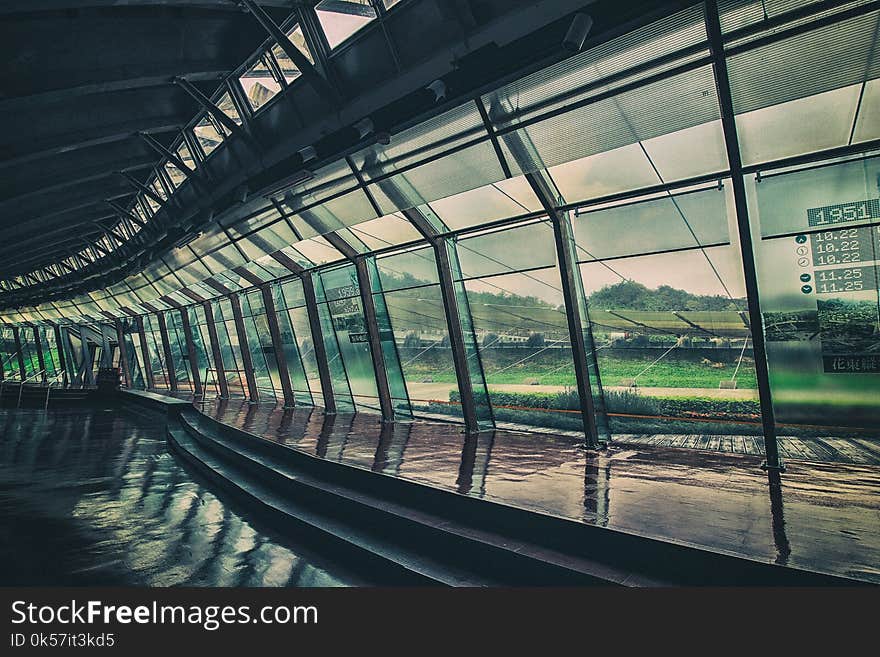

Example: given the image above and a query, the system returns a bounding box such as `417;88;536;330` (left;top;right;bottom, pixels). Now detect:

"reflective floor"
202;399;880;583
0;407;369;586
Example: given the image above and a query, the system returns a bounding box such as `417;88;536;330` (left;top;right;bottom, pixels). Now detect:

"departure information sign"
807;198;880;227
798;220;880;374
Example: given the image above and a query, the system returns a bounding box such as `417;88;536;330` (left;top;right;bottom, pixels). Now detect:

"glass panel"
240;290;281;402
141;314;169;389
188;305;216;396
212;299;247;398
748;156;880;441
577;182;760;437
217;91;243;127
315;0;377;49
166;310;193;391
377;247;462;420
270;24;313;84
316;265;380;412
278;278;354;410
240;55;281;112
455;221;585;432
194;114;224;156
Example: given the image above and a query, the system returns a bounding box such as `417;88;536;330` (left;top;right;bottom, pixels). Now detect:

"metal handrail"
16;368;47;408
43;370;66;411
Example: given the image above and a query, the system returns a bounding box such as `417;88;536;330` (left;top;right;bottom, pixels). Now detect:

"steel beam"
155;311;179;393
202;301;229;399
706;0;782;471
229;293;259;403
118;170;165;207
138;132;196;176
236;0;340;106
173;77;243;137
260;284;296;407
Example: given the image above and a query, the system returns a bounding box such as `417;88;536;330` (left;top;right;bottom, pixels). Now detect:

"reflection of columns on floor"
277;407;297;440
767;470;791;565
315;413;338;460
242;401;260;432
456;431;495;496
583;452;611;527
372;422;413;476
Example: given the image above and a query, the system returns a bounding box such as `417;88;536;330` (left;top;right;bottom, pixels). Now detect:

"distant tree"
403;332;421;349
440;334;450;348
526;332;545;348
587;280;743;311
482;332;500;348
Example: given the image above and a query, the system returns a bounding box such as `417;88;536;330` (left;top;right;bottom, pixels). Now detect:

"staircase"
166;405;863;587
0;381;91;408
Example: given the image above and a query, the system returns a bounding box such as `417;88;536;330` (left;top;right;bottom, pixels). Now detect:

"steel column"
260;284;296;407
54;324;68;386
705;0;782;471
202;302;229;399
301;272;337;414
114;320;132;388
354;256;395;422
434;239;488;433
12;327;26;380
155;312;178;393
32;326;47;383
178;309;203;397
229;294;259;403
134;317;155;390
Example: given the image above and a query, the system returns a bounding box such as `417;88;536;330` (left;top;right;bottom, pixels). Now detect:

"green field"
401;349;758;390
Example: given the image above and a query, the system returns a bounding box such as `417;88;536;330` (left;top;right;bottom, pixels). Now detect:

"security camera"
426;79;446;102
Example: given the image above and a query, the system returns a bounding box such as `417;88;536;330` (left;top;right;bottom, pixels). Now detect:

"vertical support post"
32;326;47;383
203;301;229;399
179;308;203;397
53;324;68;386
135;316;155;390
354;256;395;422
301;272;337;414
78;326;95;385
155;312;178;393
261;284;296;407
114;320;132;388
12;327;26;380
435;239;490;433
229;293;259;403
705;0;782;471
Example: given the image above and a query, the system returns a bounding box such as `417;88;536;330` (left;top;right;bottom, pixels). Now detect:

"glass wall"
119;319;146;389
748;156;880;433
275;278;347;408
187;305;217;397
315;264;380;412
165;310;193;392
1;327;17;378
211;298;248;398
376;246;463;420
240;289;282;401
141;314;169;390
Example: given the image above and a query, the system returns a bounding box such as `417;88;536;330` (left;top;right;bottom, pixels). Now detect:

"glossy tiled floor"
0;407;369;586
200;399;880;583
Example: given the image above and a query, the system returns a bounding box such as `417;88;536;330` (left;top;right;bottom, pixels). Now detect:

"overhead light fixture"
298;145;317;162
426;79;446;102
563;13;593;53
174;231;201;250
353;118;374;139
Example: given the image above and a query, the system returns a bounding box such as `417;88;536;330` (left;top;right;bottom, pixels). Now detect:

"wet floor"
203;399;880;584
0;407;369;586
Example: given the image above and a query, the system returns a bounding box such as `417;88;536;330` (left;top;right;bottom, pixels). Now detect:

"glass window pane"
270;24;313;84
316;0;377;49
240;55;281;112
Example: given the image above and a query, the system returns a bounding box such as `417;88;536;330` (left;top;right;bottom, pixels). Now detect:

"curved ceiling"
0;1;291;281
